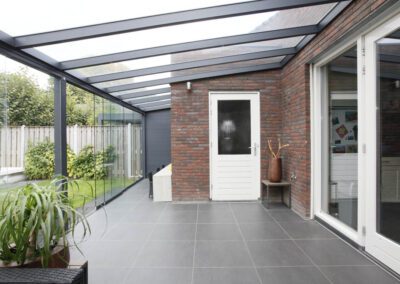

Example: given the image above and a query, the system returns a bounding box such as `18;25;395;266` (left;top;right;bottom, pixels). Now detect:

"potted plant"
0;178;91;268
267;139;289;182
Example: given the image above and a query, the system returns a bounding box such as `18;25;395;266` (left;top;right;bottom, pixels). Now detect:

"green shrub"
24;140;75;180
70;145;116;180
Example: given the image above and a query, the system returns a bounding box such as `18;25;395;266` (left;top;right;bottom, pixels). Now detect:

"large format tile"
135;241;194;267
197;209;236;224
239;222;290;240
193;268;260;284
198;202;231;211
247;240;311;266
88;268;130;284
72;240;142;268
232;207;274;223
296;239;373;265
157;210;198;224
279;221;337;239
194;241;253;267
319;265;400;284
125;268;192;284
150;224;196;241
196;224;242;240
268;210;305;222
102;223;154;241
257;266;330;284
164;203;198;211
120;208;164;223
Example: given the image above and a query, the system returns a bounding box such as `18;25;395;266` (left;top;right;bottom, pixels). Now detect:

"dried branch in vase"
267;139;289;158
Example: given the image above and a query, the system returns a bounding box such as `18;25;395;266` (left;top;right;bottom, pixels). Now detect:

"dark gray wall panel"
145;109;171;174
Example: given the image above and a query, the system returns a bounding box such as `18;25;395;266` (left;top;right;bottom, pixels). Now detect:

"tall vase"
268;158;282;182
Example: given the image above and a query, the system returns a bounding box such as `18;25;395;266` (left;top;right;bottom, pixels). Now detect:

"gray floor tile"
196;224;242;240
74;241;142;268
165;203;198;211
125;268;192;284
197;209;236;224
268;210;305;222
257;266;330;284
319;265;400;284
194;241;253;267
296;239;373;265
102;223;154;241
247;240;312;266
150;224;196;240
135;241;194;267
89;268;130;284
239;222;290;240
120;208;164;223
193;268;260;284
198;203;231;211
279;221;337;239
231;206;274;223
230;202;264;211
157;210;198;223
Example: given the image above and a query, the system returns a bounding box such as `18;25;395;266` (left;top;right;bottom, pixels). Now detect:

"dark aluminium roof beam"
141;104;171;111
86;47;296;84
280;1;351;66
13;0;345;48
134;99;171;107
105;62;281;93
126;94;171;104
115;87;171;100
60;25;319;70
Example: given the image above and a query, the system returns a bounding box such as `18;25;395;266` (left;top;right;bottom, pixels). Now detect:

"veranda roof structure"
0;0;351;113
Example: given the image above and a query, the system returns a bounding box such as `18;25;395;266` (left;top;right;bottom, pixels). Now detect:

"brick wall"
280;0;387;216
171;70;281;201
170;0;388;216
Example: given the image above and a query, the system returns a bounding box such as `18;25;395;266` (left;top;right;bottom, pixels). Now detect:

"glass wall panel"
66;84;97;212
103;99;113;202
376;29;400;244
0;55;55;209
110;103;125;197
94;96;106;207
322;46;358;230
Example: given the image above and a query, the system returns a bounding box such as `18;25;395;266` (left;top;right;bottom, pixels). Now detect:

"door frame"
364;13;400;273
208;91;261;200
310;6;400;274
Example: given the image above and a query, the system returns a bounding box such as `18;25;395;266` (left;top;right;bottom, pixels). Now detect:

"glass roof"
67;36;303;79
0;0;349;111
35;4;334;62
93;56;283;90
0;0;253;36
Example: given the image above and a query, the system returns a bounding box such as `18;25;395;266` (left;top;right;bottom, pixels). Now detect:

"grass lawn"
0;177;138;209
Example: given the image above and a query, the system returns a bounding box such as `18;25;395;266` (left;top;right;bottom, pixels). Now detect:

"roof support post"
54;77;68;177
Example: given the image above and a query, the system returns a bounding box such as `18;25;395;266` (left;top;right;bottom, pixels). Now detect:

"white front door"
209;92;260;201
364;13;400;273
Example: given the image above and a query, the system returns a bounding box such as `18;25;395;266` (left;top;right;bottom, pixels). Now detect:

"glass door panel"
376;28;400;244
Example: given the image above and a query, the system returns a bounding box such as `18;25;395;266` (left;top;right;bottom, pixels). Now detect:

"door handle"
248;143;258;156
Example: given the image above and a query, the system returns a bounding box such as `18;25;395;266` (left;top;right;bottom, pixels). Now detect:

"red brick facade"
170;0;388;216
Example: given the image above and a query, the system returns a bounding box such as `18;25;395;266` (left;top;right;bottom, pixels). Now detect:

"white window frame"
311;3;400;248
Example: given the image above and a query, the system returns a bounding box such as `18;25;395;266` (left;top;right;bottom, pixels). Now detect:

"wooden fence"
0;125;143;177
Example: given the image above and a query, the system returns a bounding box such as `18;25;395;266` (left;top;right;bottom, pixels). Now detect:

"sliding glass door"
365;15;400;273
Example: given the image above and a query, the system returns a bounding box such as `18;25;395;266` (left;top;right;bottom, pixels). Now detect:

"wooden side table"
261;180;291;209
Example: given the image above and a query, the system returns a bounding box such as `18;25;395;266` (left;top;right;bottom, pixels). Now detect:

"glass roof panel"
68;36;303;78
0;0;253;36
111;85;170;96
95;56;284;90
36;3;335;62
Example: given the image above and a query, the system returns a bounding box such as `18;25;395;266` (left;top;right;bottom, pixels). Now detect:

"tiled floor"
71;180;400;284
